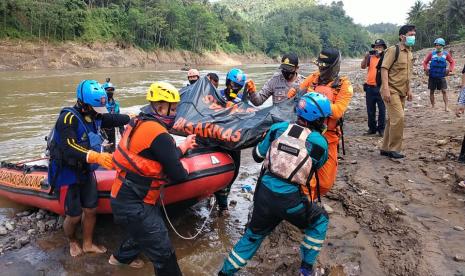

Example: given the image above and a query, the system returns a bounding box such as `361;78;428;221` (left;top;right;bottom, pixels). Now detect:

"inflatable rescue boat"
0;148;235;215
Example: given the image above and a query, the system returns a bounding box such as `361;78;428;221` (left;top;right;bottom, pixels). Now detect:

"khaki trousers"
381;93;406;152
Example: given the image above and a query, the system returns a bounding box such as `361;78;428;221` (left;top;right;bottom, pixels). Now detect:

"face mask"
436;47;443;52
405;36;415;47
282;70;296;81
148;104;176;129
154;114;176;129
188;79;197;85
318;54;341;85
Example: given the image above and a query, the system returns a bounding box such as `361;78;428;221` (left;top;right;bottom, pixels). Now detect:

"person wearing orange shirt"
361;39;387;136
288;48;353;198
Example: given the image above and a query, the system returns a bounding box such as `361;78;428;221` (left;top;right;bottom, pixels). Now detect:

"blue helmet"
101;82;115;92
434;38;445;46
76;80;108;114
296;92;332;122
226;68;247;87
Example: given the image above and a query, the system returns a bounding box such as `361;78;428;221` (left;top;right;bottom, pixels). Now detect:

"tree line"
8;0;460;57
407;0;465;49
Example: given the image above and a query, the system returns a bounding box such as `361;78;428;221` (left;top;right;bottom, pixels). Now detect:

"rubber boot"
459;135;465;163
154;252;182;276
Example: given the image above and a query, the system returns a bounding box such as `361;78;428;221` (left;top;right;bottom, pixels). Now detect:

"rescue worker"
109;81;198;275
47;80;130;257
248;53;304;106
215;68;255;214
187;69;200;86
219;68;249;106
422;38;456;111
361;39;387;136
101;81;124;152
219;93;332;276
207;72;220;88
288;48;353;197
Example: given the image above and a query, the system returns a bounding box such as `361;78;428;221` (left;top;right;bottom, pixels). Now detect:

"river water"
0;63;323;275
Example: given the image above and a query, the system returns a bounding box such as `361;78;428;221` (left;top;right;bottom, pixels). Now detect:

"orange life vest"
111;116;168;205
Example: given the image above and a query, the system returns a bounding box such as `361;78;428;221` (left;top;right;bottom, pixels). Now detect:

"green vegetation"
365;23;399;47
407;0;465;49
219;0;371;57
0;0;373;57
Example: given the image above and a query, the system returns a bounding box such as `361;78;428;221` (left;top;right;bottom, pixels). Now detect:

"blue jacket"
254;121;328;194
106;99;120;114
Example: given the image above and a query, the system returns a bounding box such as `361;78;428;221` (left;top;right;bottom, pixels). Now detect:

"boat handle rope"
160;188;216;240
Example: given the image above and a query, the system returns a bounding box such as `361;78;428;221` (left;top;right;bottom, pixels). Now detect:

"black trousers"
364;84;386;133
215;150;241;209
459;135;465;161
111;197;182;276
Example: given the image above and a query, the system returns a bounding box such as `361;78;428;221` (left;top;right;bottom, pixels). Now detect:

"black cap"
316;48;340;65
371;39;387;49
280;53;299;71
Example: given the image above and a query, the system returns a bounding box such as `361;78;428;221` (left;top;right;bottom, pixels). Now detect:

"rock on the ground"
17;236;29;246
35;213;44;220
45;219;56;230
5;222;14;231
26;229;36;236
56;216;64;229
323;204;334;214
454;254;465;262
436;139;448;146
16;211;30;217
453;226;464;231
37;221;46;232
0;226;7;235
386;203;406;215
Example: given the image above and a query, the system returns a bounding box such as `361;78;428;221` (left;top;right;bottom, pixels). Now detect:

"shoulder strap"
392;45;400;68
331;76;342;90
384;45;400;71
61;107;90;134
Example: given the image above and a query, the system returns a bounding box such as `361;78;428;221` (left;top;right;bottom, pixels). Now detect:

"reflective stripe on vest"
111;117;168;205
430;50;448;78
263;124;313;186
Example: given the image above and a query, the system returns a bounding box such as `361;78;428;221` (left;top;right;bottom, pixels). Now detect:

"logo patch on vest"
277;143;300;156
210;155;220;165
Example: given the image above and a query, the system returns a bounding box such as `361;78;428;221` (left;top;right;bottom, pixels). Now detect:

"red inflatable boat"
0;148;236;215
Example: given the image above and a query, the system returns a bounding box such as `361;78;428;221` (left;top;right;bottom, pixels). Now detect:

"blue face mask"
405;36;415;47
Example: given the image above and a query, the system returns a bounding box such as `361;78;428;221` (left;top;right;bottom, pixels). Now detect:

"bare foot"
69;241;83;257
109;255;145;269
83;243;107;254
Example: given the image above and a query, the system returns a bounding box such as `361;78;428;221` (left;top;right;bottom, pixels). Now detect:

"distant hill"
364;23;399;47
218;0;316;21
365;23;398;34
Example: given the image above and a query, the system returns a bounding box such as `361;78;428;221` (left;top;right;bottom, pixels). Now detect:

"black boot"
155;252;182;276
459;135;465;163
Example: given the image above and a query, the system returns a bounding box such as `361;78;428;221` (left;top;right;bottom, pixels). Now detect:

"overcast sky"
318;0;432;26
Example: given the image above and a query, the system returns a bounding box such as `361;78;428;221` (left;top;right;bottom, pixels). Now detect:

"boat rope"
160;191;216;240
